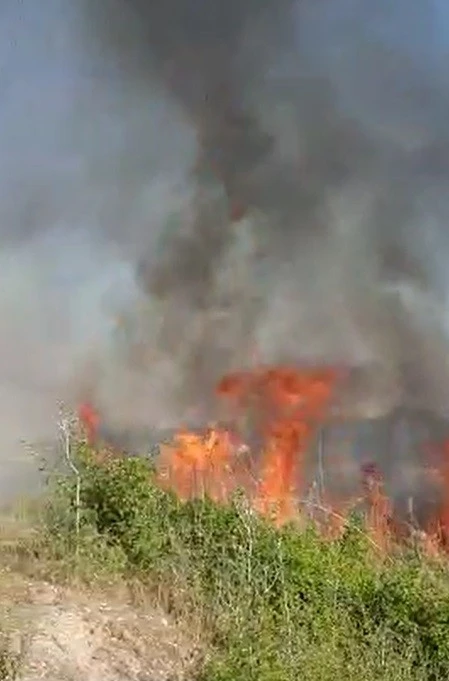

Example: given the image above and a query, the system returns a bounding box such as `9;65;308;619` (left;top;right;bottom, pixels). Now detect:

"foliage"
43;441;449;681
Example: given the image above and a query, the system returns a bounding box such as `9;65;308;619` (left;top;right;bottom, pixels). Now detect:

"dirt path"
0;575;198;681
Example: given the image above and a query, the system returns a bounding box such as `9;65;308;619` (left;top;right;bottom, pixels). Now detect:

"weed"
40;441;449;681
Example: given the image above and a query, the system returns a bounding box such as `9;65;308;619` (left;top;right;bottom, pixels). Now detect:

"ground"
0;570;198;681
0;446;448;681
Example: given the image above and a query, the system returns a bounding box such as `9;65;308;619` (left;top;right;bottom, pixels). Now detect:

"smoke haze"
1;0;449;498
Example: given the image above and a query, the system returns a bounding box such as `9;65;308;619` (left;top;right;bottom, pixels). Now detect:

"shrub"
45;442;449;681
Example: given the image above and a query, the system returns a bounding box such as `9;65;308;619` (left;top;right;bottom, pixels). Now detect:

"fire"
158;365;341;524
77;401;100;445
77;362;449;556
158;427;239;503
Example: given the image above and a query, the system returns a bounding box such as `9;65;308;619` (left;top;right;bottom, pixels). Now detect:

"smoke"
87;0;449;420
0;0;195;495
1;0;449;497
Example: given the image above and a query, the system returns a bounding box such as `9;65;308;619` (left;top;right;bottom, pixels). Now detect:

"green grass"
35;440;449;681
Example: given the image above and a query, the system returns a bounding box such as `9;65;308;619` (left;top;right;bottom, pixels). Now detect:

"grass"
21;438;449;681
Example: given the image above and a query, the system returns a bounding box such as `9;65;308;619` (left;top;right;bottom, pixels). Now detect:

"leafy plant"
43;441;449;681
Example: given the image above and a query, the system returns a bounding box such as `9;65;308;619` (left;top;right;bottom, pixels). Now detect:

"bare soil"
0;570;199;681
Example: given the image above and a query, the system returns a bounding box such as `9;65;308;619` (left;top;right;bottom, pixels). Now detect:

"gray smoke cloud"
1;0;449;498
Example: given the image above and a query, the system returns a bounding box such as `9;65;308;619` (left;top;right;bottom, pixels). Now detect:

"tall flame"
158;365;340;524
78;363;449;555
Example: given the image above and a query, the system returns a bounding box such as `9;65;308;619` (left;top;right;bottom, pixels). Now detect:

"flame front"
77;363;449;555
158;365;340;524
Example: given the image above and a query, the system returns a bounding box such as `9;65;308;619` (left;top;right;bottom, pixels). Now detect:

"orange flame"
158;364;340;524
78;401;100;445
158;426;238;503
77;363;449;556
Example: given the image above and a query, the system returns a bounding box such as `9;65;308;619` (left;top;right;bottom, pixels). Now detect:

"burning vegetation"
78;361;449;557
74;0;449;568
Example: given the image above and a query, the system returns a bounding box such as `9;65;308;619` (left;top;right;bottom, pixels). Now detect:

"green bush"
46;442;449;681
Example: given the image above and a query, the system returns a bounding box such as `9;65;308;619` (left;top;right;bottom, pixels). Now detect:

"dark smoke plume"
1;0;449;500
84;0;449;424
